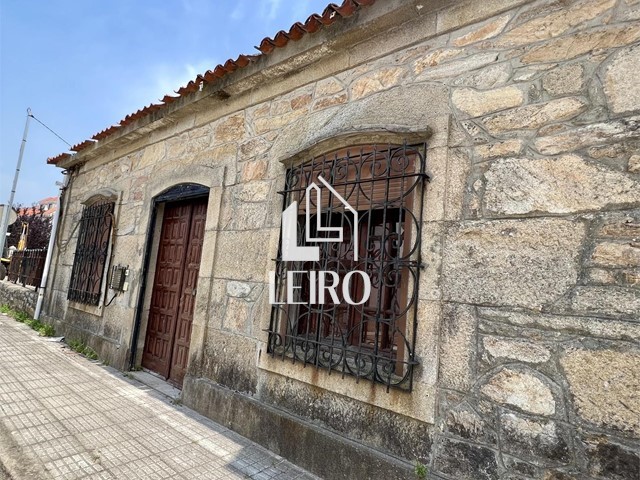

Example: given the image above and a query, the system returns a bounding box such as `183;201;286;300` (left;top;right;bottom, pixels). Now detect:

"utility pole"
0;108;32;257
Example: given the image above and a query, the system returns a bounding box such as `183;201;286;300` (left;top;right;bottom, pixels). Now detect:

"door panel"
142;197;207;387
168;199;207;386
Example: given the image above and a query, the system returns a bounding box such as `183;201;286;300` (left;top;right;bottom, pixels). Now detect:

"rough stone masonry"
36;0;640;478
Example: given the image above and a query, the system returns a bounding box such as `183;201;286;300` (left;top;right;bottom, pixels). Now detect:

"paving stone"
0;316;318;480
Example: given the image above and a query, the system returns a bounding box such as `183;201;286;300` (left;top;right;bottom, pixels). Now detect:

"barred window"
68;201;114;306
268;142;428;390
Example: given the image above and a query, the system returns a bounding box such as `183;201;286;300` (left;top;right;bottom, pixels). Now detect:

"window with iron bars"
68;201;114;306
267;142;428;391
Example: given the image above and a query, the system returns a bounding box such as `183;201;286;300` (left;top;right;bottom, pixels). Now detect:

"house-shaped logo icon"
271;175;370;306
281;175;358;262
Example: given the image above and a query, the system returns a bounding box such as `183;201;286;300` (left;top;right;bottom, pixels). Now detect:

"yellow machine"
17;222;28;251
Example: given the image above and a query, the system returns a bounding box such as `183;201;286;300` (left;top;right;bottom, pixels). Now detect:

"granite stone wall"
0;281;37;317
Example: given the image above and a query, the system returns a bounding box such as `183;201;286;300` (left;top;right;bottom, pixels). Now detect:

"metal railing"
7;248;47;289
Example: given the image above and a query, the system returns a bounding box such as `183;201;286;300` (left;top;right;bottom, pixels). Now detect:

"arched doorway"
141;184;209;387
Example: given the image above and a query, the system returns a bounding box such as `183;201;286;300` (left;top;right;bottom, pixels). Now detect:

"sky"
0;0;331;206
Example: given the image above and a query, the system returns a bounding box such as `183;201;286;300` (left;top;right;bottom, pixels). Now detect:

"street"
0;313;317;479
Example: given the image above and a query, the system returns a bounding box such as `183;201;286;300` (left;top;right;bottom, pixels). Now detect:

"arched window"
68;198;115;305
268;142;428;390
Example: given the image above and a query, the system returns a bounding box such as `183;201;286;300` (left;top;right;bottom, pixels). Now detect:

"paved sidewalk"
0;314;318;480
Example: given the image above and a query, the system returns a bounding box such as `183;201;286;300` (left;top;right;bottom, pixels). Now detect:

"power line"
28;112;72;148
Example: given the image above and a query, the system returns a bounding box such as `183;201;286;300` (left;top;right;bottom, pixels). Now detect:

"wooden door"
142;197;207;387
167;199;207;386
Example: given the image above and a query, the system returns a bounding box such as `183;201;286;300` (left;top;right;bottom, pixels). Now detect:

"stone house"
43;0;640;478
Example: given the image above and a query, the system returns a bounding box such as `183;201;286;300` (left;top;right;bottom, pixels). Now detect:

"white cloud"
230;1;246;20
116;59;216;119
290;0;318;23
181;0;210;15
261;0;283;21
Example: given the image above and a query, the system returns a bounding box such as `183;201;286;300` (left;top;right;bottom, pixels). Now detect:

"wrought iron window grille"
68;201;114;306
267;142;429;391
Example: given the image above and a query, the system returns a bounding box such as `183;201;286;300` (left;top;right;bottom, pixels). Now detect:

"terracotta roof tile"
48;0;375;165
71;139;96;152
47;152;72;165
92;125;120;141
288;23;306;40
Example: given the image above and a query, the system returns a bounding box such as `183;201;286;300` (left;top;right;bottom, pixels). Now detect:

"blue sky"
0;0;330;205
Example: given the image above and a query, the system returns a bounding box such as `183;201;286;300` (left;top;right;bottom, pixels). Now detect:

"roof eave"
52;0;428;168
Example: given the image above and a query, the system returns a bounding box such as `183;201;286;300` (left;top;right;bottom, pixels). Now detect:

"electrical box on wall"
109;265;129;292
